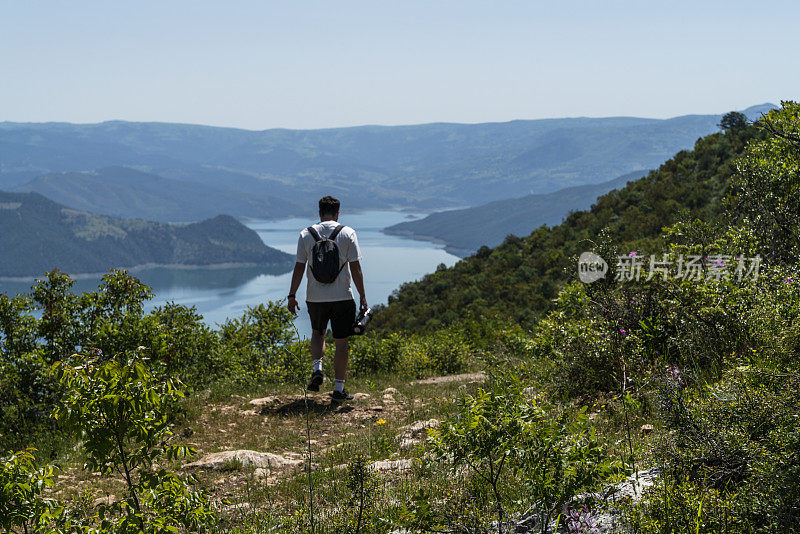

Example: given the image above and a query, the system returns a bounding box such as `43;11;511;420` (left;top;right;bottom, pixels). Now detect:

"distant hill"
0;104;775;214
0;191;294;278
371;122;764;333
384;170;648;256
15;166;301;222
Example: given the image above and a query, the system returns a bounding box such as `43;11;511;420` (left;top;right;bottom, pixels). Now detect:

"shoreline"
381;227;472;258
0;261;293;283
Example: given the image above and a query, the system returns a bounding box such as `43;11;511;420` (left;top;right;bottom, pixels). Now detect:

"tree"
719;111;748;133
730;101;800;263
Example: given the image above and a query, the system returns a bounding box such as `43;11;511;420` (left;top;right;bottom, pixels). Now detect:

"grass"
44;370;484;532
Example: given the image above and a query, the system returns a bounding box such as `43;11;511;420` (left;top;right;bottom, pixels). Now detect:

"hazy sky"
1;0;797;130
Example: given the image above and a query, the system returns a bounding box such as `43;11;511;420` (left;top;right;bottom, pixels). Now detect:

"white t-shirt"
296;221;362;302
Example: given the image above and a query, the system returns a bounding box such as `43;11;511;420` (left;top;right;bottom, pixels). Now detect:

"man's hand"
288;296;300;316
359;296;368;312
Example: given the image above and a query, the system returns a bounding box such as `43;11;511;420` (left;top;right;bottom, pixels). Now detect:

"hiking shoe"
307;370;324;392
331;389;354;402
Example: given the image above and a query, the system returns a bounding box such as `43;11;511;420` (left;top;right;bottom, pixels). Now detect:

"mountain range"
0;104;774;218
15;166;301;222
384;169;648;256
0;191;293;279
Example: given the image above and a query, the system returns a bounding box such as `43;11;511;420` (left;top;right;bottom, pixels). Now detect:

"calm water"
0;211;458;338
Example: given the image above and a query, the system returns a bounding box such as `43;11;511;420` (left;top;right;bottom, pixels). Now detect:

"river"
0;211;459;338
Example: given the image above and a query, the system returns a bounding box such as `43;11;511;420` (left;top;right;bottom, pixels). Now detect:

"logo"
578;252;608;283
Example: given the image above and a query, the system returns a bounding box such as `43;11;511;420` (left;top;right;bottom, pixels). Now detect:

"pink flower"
629;251;637;257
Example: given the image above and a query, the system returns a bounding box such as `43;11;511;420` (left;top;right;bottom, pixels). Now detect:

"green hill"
372;121;763;333
0;104;774;214
15;166;301;222
0;191;293;278
384;169;648;256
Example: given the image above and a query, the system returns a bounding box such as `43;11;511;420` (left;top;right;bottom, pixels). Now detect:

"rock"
399;419;440;438
410;373;485;385
93;494;117;507
640;424;654;435
513;467;661;533
383;387;400;395
253;467;266;478
183;450;303;471
353;392;371;401
397;419;440;450
382;394;396;404
399;438;418;451
370;458;413;472
249;396;280;407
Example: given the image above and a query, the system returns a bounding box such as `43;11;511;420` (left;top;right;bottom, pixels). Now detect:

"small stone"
184;450;303;471
249;396;280;407
370;406;384;412
383;387;400;395
641;424;654;435
93;495;117;507
370;458;413;471
352;392;371;401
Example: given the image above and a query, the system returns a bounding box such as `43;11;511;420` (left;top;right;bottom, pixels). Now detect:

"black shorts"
307;299;356;339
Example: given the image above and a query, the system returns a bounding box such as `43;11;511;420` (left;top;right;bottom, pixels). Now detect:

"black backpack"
307;225;346;284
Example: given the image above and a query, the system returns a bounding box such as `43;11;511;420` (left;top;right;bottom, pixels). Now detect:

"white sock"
334;379;345;393
313;359;323;373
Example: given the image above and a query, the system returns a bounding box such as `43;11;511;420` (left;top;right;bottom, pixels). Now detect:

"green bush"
52;350;215;532
349;329;473;378
429;387;619;531
218;302;299;384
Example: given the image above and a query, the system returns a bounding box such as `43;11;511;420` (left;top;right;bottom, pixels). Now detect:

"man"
287;196;367;401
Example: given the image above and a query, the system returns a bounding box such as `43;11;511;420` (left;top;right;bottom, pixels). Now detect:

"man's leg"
306;302;327;391
310;329;325;369
333;338;348;380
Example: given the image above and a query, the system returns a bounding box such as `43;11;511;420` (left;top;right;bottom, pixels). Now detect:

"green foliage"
730;101;800;264
430;388;618;529
218;302;299;384
144;302;222;385
52;351;215;533
0;448;56;533
349;329;473;379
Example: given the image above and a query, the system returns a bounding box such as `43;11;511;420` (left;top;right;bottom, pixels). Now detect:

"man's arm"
349;260;368;311
287;262;305;316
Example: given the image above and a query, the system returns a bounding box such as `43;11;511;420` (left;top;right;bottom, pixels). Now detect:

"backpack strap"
307;226;322;241
328;224;345;241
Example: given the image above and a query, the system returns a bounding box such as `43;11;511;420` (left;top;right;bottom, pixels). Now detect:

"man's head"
319;196;340;220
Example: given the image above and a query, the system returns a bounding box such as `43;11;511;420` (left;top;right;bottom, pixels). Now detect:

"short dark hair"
319;196;340;217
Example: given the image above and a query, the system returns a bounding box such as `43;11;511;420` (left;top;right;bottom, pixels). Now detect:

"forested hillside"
384;169;647;256
373;118;763;333
0;191;293;278
0;104;773;214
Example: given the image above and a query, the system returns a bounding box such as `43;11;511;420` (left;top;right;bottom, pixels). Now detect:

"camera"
352;307;373;335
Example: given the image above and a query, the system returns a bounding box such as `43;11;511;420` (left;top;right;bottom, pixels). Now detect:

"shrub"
218;302;298;384
430;388;619;531
52;350;215;532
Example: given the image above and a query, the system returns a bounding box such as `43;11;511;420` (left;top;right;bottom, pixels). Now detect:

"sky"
1;0;798;130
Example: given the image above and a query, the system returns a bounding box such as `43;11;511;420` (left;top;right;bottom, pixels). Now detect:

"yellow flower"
376;418;387;426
